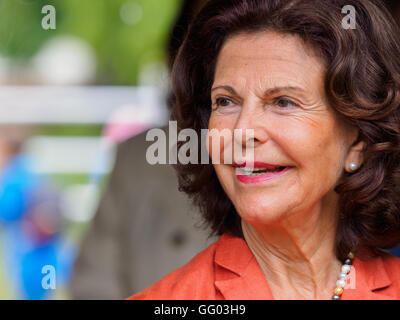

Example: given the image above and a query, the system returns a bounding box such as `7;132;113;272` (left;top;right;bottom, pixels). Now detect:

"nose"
233;103;269;149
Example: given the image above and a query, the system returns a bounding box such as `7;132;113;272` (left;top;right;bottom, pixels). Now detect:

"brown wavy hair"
170;0;400;261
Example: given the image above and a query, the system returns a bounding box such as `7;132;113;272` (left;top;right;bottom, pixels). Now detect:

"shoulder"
127;238;220;300
374;250;400;298
380;251;400;280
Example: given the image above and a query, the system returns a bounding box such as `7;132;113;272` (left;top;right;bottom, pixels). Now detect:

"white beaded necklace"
332;252;354;300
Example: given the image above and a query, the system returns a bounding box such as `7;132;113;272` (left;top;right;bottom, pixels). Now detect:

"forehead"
213;31;325;89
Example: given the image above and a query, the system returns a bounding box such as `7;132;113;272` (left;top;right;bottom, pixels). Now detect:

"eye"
273;97;299;109
214;97;233;107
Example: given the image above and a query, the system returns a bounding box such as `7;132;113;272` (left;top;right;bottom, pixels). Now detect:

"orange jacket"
128;233;400;300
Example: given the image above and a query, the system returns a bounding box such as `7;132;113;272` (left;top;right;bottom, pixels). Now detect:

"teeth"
237;166;285;176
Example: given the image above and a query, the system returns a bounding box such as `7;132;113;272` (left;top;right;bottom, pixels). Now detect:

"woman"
129;0;400;300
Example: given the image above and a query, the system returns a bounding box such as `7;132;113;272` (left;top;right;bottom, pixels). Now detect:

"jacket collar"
214;233;394;300
214;233;274;299
341;253;393;300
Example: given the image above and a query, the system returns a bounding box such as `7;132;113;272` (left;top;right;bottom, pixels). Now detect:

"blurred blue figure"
389;245;400;257
0;134;66;299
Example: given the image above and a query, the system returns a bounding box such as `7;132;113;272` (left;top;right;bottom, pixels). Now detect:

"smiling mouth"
234;165;294;184
236;166;288;176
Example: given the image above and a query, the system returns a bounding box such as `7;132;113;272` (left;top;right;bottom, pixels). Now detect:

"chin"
233;194;289;226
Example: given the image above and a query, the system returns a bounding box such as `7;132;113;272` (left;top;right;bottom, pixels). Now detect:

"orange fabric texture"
128;233;400;300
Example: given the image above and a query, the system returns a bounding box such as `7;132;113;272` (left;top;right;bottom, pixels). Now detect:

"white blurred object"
120;1;143;25
138;61;170;90
32;36;97;85
23;136;116;175
0;86;168;125
23;136;117;222
108;103;156;126
62;184;100;222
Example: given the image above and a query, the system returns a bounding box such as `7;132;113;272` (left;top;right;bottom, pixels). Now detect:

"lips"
233;162;293;184
236;166;286;176
233;161;283;169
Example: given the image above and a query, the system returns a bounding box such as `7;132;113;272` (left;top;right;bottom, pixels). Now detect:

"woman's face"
209;31;359;227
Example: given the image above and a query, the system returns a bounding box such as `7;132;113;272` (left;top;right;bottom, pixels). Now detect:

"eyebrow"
211;85;306;97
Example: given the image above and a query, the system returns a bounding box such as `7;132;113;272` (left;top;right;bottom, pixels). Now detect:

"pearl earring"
349;162;358;172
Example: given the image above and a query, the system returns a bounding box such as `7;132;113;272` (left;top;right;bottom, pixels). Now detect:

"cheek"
208;113;237;130
266;117;314;167
276;115;338;164
292;119;346;188
207;114;237;160
213;164;236;203
274;115;345;192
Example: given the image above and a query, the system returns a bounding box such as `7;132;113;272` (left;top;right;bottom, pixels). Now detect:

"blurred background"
0;0;195;299
0;0;399;300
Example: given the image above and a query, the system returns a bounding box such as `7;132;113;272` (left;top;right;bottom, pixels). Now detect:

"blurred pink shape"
103;122;149;144
102;104;152;144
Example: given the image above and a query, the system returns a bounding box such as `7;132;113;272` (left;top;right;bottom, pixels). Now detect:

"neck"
241;196;342;299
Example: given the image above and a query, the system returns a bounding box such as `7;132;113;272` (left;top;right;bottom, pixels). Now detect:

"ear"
345;139;365;172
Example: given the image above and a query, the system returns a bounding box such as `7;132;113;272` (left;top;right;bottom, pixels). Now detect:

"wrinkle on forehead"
223;30;324;67
213;30;327;104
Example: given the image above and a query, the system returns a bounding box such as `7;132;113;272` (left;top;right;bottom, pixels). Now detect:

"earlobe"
345;140;365;173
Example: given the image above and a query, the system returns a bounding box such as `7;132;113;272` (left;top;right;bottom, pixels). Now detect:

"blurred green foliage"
0;0;51;60
36;124;103;137
0;0;180;85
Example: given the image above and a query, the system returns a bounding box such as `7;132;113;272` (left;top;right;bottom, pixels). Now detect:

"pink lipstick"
234;162;293;184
